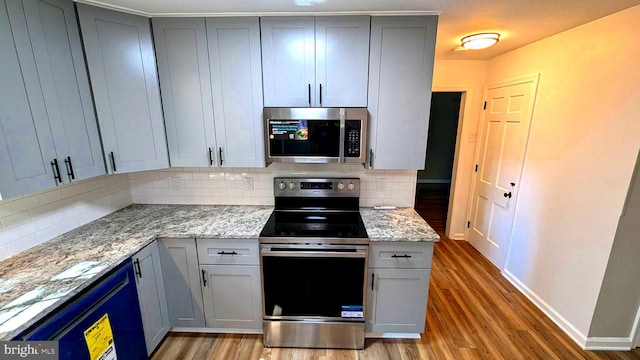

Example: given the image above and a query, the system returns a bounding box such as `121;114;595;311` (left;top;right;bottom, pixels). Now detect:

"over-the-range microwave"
264;107;367;164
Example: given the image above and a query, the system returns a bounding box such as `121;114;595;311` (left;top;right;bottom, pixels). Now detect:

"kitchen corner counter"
0;204;273;340
360;208;440;242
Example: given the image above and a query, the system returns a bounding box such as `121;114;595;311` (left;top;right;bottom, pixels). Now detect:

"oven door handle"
260;249;366;258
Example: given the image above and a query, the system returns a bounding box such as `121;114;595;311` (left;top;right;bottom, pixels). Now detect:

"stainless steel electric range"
259;177;369;349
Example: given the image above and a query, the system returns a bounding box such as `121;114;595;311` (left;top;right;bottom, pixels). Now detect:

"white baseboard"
502;269;588;349
451;232;465;240
365;332;420;339
584;337;633;350
171;327;262;335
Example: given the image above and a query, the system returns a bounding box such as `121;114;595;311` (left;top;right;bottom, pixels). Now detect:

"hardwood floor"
151;188;640;359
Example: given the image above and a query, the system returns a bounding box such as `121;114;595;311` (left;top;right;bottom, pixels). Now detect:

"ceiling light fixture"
461;33;500;50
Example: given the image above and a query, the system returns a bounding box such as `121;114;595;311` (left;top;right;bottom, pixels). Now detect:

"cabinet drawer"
368;242;433;269
196;239;259;265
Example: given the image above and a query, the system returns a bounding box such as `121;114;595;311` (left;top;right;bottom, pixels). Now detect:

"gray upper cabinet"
207;17;264;167
315;16;370;107
367;16;438;169
154;17;264;168
0;0;104;200
153;17;217;168
77;4;169;174
132;241;170;355
261;16;370;108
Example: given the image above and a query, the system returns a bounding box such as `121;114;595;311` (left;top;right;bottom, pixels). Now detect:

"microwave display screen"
269;120;340;157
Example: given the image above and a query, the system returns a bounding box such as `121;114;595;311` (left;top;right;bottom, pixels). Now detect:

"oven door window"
268;120;340;157
262;255;365;319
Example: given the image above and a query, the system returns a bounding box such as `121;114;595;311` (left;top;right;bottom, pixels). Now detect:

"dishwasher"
17;260;147;360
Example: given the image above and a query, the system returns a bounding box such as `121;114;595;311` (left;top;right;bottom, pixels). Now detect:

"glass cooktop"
259;211;368;238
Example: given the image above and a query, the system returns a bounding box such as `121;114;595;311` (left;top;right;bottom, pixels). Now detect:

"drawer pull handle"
371;273;375;291
391;254;411;259
202;269;207;287
217;251;238;256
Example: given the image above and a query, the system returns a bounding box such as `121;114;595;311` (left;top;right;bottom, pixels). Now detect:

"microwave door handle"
338;108;345;163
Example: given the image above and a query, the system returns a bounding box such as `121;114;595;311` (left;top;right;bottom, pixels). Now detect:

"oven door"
260;244;368;322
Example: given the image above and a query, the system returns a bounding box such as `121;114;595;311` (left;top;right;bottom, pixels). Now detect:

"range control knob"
288;182;296;190
278;181;286;190
347;182;356;191
337;182;345;190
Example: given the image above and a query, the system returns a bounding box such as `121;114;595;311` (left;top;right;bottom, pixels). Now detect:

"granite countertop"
0;204;273;340
0;204;438;340
361;207;440;242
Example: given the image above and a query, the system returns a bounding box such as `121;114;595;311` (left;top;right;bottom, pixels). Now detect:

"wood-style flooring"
151;186;640;359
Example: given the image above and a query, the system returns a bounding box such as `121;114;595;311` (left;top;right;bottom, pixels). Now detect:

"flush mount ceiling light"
461;33;500;50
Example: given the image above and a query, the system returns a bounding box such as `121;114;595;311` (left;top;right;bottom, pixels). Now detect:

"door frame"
464;73;540;271
430;86;472;240
632;305;640;348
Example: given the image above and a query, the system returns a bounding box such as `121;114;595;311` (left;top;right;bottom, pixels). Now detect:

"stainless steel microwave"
264;108;367;164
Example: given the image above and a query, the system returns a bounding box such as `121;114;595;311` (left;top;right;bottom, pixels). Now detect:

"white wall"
0;175;132;260
130;164;417;207
486;5;640;340
432;60;488;240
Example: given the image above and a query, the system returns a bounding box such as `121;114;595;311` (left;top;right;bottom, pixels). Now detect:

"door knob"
503;192;512;198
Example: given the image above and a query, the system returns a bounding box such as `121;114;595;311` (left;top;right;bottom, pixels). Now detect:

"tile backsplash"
130;164;417;208
0;164;417;259
0;175;132;260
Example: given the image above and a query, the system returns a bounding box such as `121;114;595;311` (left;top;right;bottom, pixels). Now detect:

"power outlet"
377;178;387;191
171;178;183;191
244;178;254;191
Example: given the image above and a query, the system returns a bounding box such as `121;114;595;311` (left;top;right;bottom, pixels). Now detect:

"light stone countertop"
0;204;438;340
0;204;273;340
361;207;441;242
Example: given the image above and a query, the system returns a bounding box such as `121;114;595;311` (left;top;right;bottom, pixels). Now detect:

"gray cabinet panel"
367;16;437;169
0;0;57;199
366;268;430;333
153;17;216;168
207;17;264;167
315;16;369;107
77;4;168;174
260;17;315;107
200;265;262;330
196;238;259;266
158;238;205;328
21;0;104;182
369;242;434;269
133;241;170;355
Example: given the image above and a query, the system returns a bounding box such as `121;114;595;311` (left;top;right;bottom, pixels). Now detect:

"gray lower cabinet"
158;238;206;328
132;241;170;355
77;4;169;174
366;242;433;334
367;16;438;169
200;265;262;330
0;0;104;200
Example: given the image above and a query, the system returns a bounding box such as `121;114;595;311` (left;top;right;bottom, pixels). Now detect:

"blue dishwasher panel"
20;260;147;360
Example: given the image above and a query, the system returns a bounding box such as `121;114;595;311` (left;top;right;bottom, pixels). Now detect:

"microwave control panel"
345;120;361;157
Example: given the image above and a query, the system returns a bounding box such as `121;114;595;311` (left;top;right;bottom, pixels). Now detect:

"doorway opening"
415;92;462;234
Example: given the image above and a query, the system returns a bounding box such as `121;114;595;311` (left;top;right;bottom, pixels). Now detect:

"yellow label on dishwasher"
84;313;117;360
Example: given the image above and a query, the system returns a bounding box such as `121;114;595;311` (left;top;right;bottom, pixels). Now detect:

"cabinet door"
367;16;438;169
0;0;57;200
158;238;205;328
77;4;169;174
132;241;170;355
315;16;370;107
153;17;217;168
207;17;265;167
200;265;262;330
20;0;105;182
366;268;430;333
261;17;315;107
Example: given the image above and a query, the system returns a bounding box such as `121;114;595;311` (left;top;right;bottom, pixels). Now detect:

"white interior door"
467;75;539;269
